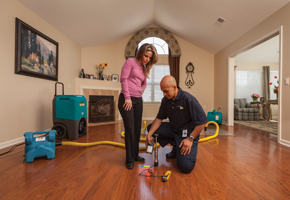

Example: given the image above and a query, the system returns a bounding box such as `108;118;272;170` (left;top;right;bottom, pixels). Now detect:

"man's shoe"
166;144;176;159
126;162;134;169
135;156;145;162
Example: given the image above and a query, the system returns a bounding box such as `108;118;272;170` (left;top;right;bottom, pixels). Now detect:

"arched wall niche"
124;27;181;58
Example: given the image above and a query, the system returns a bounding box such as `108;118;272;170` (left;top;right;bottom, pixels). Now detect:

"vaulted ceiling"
18;0;290;55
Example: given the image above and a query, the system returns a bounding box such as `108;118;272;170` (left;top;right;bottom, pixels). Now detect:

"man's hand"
179;138;193;155
146;133;153;147
123;99;132;111
145;118;162;148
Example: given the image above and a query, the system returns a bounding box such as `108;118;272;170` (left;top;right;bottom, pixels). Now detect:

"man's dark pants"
147;122;199;173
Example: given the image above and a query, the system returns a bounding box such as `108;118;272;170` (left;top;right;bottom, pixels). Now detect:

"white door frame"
227;27;282;143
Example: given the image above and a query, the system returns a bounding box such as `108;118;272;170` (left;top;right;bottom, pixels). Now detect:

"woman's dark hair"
135;43;158;78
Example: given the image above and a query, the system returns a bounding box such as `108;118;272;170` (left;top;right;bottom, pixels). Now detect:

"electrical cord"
0;142;25;157
138;166;163;178
0;150;25;159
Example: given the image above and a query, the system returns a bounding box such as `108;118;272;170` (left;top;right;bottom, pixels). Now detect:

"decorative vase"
99;73;103;80
252;97;258;102
80;69;85;78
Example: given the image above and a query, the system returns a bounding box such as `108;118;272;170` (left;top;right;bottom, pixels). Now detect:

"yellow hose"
62;121;149;150
62;141;125;147
199;121;219;142
62;121;219;148
141;120;146;132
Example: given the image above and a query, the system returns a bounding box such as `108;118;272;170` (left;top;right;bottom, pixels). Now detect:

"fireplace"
82;88;120;123
89;95;115;123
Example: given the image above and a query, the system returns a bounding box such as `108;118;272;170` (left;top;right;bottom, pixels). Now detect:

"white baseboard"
0;137;24;150
280;139;290;148
221;121;230;126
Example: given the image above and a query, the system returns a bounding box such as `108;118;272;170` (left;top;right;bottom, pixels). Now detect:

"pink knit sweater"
120;58;147;99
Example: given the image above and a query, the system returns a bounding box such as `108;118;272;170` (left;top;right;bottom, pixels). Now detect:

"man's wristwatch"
188;135;194;141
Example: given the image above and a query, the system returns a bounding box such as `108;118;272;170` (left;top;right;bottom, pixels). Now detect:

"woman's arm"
120;59;133;100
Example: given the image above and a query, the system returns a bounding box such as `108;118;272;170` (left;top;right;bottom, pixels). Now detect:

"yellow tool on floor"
162;171;172;182
61;121;219;148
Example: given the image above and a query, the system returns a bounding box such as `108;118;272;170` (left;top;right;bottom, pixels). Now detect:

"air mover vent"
217;17;225;24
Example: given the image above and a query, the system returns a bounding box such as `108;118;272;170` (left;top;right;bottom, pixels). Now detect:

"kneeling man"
146;75;208;173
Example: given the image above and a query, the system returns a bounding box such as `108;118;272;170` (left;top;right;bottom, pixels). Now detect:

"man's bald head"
160;75;178;100
160;75;177;88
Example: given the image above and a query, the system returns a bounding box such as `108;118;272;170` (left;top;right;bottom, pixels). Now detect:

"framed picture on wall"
15;18;59;81
112;74;119;82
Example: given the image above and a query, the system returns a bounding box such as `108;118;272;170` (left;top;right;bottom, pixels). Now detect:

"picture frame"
102;74;108;81
112;74;119;82
260;97;265;103
15;18;59;81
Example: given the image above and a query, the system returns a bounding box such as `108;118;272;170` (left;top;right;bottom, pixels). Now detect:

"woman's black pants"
118;93;143;164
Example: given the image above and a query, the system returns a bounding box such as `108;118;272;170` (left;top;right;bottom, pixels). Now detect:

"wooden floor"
1;121;290;200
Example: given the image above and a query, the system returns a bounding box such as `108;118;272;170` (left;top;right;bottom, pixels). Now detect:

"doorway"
228;28;282;143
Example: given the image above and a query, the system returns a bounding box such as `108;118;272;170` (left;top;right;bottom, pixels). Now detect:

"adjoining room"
234;35;279;138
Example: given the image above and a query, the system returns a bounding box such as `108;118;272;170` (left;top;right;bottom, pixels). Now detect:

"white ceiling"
18;0;289;56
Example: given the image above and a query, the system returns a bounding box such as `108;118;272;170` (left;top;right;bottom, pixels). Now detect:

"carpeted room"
1;0;290;199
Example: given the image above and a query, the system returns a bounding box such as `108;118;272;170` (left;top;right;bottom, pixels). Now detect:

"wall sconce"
185;62;194;88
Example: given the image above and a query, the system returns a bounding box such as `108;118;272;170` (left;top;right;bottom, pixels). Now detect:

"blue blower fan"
24;130;56;163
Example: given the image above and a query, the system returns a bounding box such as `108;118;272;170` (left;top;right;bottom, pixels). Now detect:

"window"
143;65;170;102
236;70;279;101
236;70;263;102
138;37;168;55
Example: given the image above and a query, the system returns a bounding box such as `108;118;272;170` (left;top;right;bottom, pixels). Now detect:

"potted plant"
251;93;261;102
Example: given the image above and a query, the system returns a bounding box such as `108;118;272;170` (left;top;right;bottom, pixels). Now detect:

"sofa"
234;98;259;120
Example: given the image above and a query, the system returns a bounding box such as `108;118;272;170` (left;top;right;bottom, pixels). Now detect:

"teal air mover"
207;109;222;125
24;130;56;163
52;82;87;140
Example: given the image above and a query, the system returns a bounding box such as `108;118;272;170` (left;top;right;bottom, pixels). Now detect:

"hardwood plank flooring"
0;122;290;199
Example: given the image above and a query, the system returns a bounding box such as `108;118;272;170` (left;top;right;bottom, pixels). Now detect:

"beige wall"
177;35;215;113
215;3;290;143
81;27;215;119
0;0;81;145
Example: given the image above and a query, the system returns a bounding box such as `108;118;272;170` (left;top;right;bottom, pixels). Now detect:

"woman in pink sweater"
118;43;158;169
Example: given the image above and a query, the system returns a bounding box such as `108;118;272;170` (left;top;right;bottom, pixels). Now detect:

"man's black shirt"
156;87;208;133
